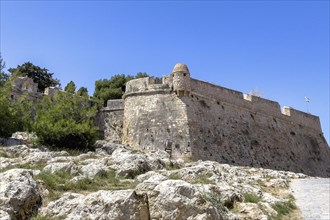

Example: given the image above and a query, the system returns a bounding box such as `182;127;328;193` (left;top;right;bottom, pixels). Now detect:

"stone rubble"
0;136;308;220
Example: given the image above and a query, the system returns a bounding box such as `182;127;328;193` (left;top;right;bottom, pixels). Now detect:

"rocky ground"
0;133;308;220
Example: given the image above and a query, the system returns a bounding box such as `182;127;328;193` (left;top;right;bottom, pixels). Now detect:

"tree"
77;87;89;98
93;73;149;106
0;54;9;87
33;92;99;149
135;72;149;79
8;62;60;92
64;81;76;94
0;79;32;137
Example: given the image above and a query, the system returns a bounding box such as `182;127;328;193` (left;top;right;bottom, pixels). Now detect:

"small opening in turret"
183;73;186;76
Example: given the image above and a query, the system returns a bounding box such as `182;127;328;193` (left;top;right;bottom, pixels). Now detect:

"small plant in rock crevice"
168;172;181;180
243;192;262;203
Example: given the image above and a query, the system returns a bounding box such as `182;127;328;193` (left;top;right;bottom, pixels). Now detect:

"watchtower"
172;63;191;96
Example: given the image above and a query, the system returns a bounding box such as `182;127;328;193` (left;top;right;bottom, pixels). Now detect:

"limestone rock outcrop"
0;139;308;219
40;190;150;220
0;169;42;219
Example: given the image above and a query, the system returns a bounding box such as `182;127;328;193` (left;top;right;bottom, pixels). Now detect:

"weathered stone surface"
120;64;330;177
80;162;109;178
235;203;268;220
0;141;306;219
136;179;221;220
0;138;22;146
41;190;150;220
24;150;69;164
0;169;42;219
110;148;150;178
43;162;79;175
94;140;123;155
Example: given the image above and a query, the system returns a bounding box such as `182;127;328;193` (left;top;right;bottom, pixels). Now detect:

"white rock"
235;202;268;220
0;209;11;220
43;161;79;175
94;140;124;155
137;179;221;220
80;162;109;178
0;169;42;219
110;148;150;178
41;190;149;220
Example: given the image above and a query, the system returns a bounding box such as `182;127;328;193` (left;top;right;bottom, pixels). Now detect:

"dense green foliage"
64;81;76;94
0;80;32;137
77;87;89;98
93;72;149;106
8;62;60;92
33;92;99;149
0;55;9;87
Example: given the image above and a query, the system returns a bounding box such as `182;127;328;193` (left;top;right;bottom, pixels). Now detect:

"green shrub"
0;81;32;137
202;191;226;214
243;192;262;203
272;201;296;219
33;92;99;150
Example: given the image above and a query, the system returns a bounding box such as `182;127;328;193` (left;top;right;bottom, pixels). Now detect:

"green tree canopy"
77;87;89;98
64;81;76;94
0;54;9;87
0;79;32;137
33;92;99;149
8;62;60;92
93;73;150;106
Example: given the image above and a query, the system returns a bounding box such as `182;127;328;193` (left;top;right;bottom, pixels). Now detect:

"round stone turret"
172;63;191;96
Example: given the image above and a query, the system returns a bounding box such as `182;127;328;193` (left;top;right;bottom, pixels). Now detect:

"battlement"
282;106;321;131
117;63;329;177
124;77;170;96
105;99;124;111
123;66;322;132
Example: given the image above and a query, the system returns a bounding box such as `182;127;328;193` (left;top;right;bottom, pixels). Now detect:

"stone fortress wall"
10;77;60;101
11;70;330;177
109;64;330;177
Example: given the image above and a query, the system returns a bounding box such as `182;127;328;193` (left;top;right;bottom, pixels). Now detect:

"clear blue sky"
1;1;329;143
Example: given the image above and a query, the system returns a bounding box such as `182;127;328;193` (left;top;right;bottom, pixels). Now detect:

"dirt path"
291;178;330;220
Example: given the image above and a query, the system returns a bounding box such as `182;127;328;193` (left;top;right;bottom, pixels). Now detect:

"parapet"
124;77;170;96
122;63;324;133
243;94;282;117
282;106;321;131
105;99;124;111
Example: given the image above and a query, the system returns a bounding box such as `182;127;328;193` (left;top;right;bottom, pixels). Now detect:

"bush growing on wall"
33;92;99;150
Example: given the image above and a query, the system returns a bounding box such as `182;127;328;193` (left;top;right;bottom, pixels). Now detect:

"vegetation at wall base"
33;92;99;150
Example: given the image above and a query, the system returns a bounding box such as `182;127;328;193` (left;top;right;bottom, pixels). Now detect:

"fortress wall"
190;78;244;106
282;107;321;131
189;78;321;132
98;99;124;143
125;77;169;94
123;92;191;158
183;95;330;177
243;94;282;118
106;99;123;110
